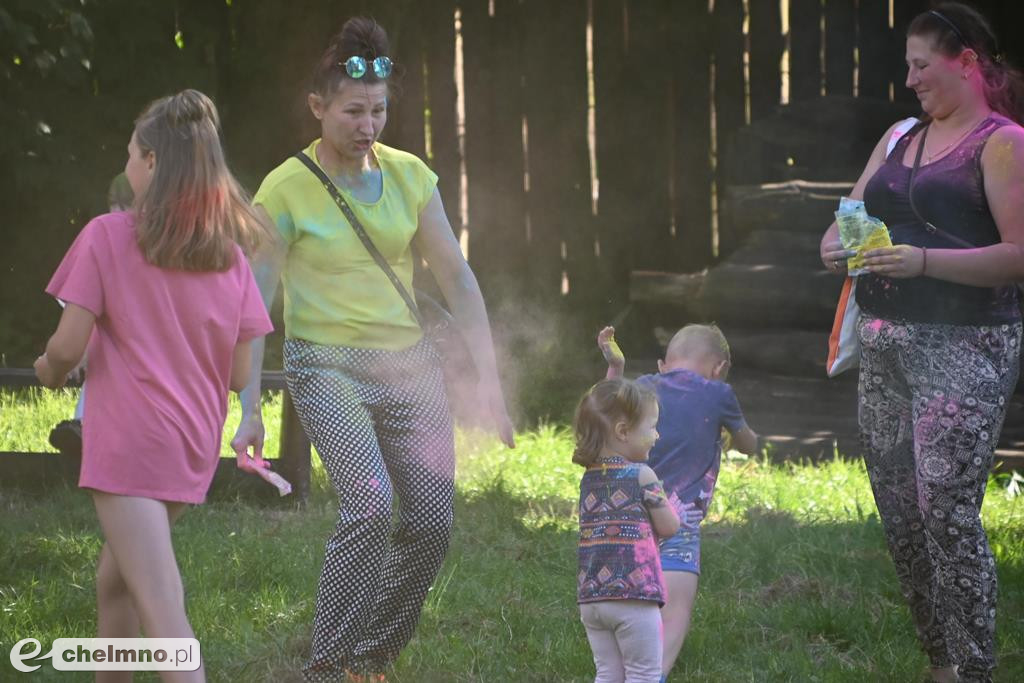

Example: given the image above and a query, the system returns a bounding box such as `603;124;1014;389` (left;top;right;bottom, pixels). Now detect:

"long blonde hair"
133;89;268;271
572;378;657;467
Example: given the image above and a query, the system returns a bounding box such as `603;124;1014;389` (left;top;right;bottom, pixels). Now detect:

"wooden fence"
7;1;1024;358
330;0;1022;305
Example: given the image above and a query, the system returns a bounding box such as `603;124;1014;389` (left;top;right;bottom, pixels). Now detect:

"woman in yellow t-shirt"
230;17;515;680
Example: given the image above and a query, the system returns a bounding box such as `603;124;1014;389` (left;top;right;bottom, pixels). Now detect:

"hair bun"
167;89;219;129
338;17;389;59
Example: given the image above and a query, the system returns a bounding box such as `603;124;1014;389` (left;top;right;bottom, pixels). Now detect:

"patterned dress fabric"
577;456;666;606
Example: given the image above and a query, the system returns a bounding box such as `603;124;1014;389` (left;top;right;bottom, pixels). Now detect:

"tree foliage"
0;0;94;160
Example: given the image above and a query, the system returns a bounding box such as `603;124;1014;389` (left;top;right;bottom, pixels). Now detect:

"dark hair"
908;3;1024;124
311;17;393;99
572;378;658;467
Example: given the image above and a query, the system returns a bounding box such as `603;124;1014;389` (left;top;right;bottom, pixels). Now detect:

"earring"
962;72;968;79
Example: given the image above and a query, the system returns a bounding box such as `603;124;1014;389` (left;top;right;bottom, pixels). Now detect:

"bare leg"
96;503;188;683
92;493;203;683
95;542;139;683
660;571;699;677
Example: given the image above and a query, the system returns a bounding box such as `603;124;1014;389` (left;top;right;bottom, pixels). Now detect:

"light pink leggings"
580;600;663;683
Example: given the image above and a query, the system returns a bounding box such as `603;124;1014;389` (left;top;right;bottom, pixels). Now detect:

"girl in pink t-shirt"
34;89;272;682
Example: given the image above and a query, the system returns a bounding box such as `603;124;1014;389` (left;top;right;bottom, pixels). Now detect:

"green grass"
1;390;1023;681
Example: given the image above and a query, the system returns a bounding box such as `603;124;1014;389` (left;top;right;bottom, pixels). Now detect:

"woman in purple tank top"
818;4;1024;682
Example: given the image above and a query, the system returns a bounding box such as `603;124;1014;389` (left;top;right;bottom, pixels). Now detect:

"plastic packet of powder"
254;467;293;496
835;196;892;276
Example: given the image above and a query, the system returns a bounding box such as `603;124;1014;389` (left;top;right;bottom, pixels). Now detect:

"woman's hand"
231;412;270;473
482;382;515;448
863;244;926;278
821;240;857;275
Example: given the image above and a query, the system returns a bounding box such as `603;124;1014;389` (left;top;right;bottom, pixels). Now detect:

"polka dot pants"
284;338;455;680
858;316;1020;682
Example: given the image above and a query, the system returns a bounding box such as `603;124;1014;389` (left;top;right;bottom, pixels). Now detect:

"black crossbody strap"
293;151;424;326
908;124;977;249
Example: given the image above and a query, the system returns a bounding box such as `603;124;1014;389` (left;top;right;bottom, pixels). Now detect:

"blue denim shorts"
659;526;701;574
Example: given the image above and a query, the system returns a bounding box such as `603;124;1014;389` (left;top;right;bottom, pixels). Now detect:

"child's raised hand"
597;326;625;377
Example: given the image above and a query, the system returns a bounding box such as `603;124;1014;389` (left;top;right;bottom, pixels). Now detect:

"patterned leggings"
858;315;1020;681
284;338;455;680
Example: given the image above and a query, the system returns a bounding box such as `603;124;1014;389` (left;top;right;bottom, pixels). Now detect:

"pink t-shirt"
46;212;273;503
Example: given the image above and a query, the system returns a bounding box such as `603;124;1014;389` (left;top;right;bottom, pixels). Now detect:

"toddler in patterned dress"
574;378;681;683
598;325;758;681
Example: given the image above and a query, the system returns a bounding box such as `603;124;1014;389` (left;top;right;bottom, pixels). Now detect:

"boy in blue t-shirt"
598;324;758;680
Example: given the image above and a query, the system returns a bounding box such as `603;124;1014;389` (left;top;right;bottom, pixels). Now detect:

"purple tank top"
858;113;1020;325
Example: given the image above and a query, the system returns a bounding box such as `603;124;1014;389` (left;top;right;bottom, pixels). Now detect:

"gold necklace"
924;117;983;162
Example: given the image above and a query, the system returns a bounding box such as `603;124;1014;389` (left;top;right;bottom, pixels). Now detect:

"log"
726;330;831;377
630;263;841;329
719;95;918;187
629;270;706;305
719;180;852;250
696;263;843;329
726;229;826;269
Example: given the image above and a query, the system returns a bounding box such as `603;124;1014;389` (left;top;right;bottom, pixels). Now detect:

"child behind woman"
599;324;758;680
574;378;681;683
34;89;273;682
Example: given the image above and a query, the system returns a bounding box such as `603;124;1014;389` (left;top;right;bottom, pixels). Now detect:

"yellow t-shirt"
254;140;437;350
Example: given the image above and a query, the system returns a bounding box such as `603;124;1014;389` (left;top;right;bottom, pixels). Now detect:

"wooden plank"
423;0;460;232
824;0;855;96
0;451;303;500
713;0;746;189
461;0;530;295
385;0;427;160
788;0;823;102
0;368;289;391
619;0;672;274
0;368;310;501
278;388;311;503
593;0;633;308
856;0;891;100
748;0;783;121
521;0;591;297
670;0;713;272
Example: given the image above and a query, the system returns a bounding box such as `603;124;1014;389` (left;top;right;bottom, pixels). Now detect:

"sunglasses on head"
343;55;393;79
